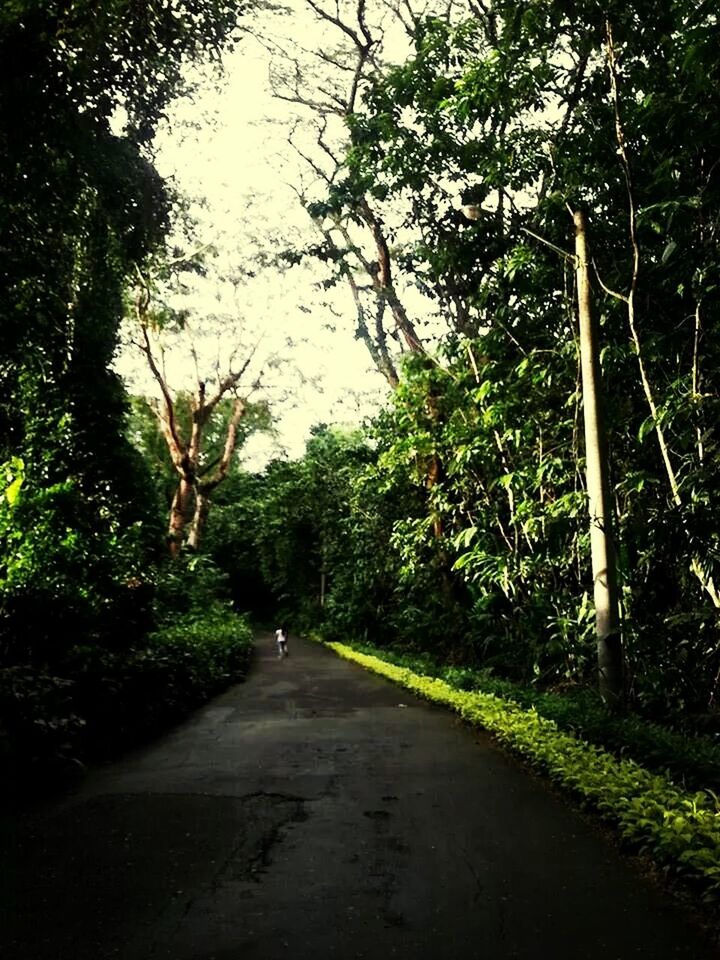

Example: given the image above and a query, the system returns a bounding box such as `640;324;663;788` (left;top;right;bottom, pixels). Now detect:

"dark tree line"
0;4;260;783
207;0;720;721
3;0;720;743
0;1;246;662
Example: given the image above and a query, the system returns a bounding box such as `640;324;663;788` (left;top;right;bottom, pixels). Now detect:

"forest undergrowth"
323;638;720;906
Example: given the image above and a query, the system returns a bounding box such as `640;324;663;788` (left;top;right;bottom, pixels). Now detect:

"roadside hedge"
73;606;254;750
1;608;253;799
330;640;720;794
327;642;720;900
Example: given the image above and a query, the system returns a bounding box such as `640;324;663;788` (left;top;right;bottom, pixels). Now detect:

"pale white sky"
117;9;394;467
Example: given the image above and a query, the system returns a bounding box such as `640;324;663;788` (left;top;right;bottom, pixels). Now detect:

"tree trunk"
187;486;211;552
136;281;255;559
168;476;194;557
320;570;327;608
574;209;623;707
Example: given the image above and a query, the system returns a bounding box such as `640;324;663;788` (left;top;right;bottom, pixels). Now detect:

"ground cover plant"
326;640;720;902
316;636;720;795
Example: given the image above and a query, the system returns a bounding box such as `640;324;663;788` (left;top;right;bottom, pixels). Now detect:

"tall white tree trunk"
574;209;623;706
187;488;211;552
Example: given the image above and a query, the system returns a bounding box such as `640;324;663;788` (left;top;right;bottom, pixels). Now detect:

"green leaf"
638;416;655;443
661;240;677;264
2;456;24;506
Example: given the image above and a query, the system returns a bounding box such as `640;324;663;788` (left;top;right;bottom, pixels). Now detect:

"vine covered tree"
0;1;246;659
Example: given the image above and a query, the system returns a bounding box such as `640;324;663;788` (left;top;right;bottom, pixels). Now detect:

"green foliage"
328;641;720;900
324;637;720;795
0;0;245;667
0;0;251;786
0;466;160;663
146;607;253;693
272;0;720;715
218;318;719;710
2;602;253;797
152;552;233;624
0;667;85;769
203;471;277;617
59;608;252;757
206;426;376;627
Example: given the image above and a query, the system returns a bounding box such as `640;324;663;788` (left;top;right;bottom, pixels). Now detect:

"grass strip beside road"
326;641;720;901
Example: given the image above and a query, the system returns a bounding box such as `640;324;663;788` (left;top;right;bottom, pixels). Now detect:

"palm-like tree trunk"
574;209;623;706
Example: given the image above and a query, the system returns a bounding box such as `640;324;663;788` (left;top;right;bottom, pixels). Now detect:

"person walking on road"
275;625;289;658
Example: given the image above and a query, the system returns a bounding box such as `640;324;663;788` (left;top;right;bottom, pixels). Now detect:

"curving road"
1;633;717;959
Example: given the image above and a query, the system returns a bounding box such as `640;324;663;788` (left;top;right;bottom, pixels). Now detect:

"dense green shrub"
0;667;84;767
328;642;720;901
151;552;233;624
0;465;160;664
325;636;720;794
2;607;253;801
68;604;252;754
70;606;253;752
147;605;254;694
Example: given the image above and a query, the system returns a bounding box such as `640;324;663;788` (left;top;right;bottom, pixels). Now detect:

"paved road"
1;634;717;960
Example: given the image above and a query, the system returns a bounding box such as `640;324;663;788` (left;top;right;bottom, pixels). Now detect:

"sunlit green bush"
0;467;158;663
328;642;720;900
328;638;720;794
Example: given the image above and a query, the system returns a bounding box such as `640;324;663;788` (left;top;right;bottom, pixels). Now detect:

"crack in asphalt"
144;792;309;958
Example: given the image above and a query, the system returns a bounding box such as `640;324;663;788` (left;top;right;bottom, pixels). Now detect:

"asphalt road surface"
2;633;717;960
